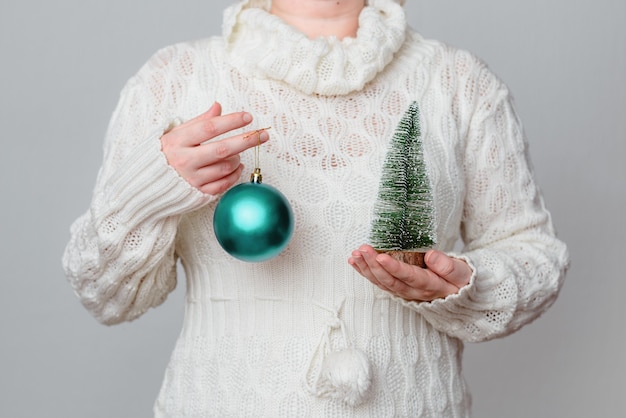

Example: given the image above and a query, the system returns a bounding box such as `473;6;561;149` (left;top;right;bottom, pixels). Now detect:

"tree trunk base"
376;250;427;268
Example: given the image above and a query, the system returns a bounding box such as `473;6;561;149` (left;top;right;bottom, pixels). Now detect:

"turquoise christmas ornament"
213;128;294;262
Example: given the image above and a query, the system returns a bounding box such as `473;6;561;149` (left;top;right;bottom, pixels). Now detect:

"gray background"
1;0;624;416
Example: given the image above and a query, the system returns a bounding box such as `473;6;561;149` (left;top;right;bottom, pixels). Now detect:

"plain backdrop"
1;0;624;417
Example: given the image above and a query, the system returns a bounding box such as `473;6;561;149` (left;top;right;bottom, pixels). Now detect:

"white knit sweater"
63;0;569;416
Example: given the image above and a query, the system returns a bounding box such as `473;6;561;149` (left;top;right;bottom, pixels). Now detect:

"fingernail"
243;113;252;123
259;130;269;141
426;251;439;265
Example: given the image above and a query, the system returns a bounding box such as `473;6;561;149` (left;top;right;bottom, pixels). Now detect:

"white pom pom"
317;348;372;406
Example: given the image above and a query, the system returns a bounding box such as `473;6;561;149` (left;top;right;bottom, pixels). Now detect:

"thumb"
207;102;222;117
193;101;222;122
424;250;471;288
203;101;222;118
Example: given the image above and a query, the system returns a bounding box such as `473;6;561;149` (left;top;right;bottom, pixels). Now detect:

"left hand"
348;245;472;302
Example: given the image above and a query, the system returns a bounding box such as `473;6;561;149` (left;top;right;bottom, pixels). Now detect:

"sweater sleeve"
397;60;569;342
63;47;213;325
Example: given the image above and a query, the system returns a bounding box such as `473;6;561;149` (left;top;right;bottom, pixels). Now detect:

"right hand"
160;102;269;195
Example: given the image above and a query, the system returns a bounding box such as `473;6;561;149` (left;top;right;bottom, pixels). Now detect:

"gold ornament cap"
250;167;263;184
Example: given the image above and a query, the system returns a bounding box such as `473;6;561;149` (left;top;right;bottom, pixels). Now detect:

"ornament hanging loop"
243;127;271;184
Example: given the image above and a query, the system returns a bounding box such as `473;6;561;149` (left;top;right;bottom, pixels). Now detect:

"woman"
63;0;569;416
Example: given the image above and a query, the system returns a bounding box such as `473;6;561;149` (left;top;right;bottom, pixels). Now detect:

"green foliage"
369;101;436;251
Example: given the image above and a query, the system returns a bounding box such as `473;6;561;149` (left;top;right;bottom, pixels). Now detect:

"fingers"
168;128;267;192
197;162;246;195
190;155;244;194
349;245;470;302
160;103;271;194
197;128;269;167
349;246;414;295
424;250;472;288
170;106;254;148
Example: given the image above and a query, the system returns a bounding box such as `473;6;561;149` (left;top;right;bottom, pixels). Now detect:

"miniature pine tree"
369;101;436;263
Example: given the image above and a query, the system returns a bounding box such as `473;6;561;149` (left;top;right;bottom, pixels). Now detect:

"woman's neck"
270;0;365;39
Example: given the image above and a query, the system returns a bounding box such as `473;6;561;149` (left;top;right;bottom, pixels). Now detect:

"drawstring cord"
304;299;372;406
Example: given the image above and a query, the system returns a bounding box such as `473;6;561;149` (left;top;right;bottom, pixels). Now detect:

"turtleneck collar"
222;0;407;96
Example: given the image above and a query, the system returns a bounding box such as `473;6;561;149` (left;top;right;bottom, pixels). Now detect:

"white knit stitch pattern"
63;0;568;416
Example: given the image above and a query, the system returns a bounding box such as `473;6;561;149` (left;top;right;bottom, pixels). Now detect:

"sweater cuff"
93;126;214;227
391;252;516;341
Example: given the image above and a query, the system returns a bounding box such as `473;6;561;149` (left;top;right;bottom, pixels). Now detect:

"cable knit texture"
63;0;568;416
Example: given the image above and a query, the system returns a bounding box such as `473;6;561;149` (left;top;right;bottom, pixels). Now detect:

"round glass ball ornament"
213;168;294;262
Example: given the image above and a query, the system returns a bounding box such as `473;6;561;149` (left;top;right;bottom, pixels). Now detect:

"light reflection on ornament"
213;181;293;262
